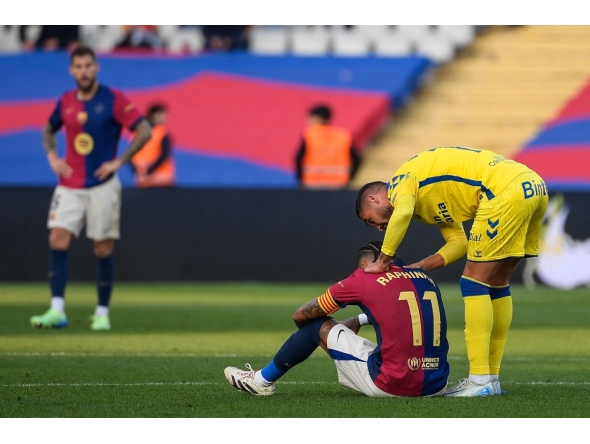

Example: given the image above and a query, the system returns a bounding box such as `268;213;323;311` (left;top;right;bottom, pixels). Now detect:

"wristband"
358;314;369;326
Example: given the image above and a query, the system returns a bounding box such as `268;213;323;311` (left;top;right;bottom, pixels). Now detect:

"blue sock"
260;317;328;382
49;249;69;298
97;255;114;308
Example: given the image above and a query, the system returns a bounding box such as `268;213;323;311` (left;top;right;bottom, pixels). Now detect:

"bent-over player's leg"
449;171;547;396
460;260;500;382
488;258;520;379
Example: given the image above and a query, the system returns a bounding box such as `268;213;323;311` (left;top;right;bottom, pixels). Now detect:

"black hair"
147;103;167;121
70;45;96;64
357;240;405;266
358;240;383;263
355;181;387;218
309;104;332;122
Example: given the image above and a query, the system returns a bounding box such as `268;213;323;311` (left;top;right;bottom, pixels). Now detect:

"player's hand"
95;159;123;181
47;155;73;178
363;256;392;274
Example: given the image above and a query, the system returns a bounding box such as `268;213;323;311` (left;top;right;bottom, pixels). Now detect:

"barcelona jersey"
387;147;533;225
318;265;450;397
48;85;144;189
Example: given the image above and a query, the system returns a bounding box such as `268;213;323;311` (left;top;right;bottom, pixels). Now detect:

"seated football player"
224;241;451;397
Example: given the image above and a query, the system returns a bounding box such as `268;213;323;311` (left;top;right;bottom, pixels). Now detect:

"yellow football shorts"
467;171;549;262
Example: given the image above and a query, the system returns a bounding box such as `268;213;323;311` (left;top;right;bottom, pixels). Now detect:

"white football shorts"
47;174;122;241
327;324;395;397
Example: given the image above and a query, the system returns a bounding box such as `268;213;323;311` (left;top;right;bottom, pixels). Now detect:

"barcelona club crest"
77;111;88;125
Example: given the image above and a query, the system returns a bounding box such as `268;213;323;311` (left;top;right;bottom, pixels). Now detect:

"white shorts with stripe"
47;175;122;241
327;324;447;397
327;324;395;397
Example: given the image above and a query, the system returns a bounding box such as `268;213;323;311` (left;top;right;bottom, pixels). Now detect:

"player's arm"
293;298;330;329
408;222;468;271
119;119;152;164
42;122;72;178
95;118;152;180
339;314;370;334
364;193;416;273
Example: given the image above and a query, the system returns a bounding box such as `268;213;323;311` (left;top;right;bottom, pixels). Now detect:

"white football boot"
224;363;275;396
444;378;495;397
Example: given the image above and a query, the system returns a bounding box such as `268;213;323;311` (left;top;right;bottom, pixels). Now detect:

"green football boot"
30;309;68;329
90;315;111;331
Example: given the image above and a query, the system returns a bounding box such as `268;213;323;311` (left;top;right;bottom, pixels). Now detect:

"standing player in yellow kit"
355;146;548;396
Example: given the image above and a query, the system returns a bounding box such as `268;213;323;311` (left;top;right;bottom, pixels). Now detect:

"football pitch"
1;282;589;418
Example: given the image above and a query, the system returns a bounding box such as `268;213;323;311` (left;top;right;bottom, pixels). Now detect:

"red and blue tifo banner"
514;78;590;192
0;52;431;188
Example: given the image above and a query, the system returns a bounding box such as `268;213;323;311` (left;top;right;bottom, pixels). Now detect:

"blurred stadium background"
1;25;590;288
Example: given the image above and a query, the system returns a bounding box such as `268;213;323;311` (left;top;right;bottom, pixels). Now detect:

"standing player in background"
30;46;152;331
224;241;449;398
355;146;548;396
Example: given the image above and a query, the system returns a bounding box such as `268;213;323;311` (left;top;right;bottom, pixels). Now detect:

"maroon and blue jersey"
319;265;450;397
48;84;144;189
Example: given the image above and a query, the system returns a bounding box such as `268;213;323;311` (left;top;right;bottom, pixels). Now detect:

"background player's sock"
49;249;69;308
490;288;513;376
94;305;110;317
257;317;328;385
51;296;65;313
96;255;114;309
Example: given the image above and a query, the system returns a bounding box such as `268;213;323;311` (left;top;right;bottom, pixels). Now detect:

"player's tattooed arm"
293;298;329;329
42;123;58;154
119;119;152;164
340;316;362;334
95;119;152;180
43;123;72;178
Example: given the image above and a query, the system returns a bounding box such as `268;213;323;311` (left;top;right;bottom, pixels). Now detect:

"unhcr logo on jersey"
407;357;440;371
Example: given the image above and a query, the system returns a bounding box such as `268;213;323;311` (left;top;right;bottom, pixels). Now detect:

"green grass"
1;282;589;418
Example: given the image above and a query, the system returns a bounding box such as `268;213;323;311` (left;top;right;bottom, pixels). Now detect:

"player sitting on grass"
224;241;450;397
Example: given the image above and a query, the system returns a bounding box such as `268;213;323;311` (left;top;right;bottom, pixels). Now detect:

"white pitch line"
2;381;589;388
1;381;328;388
1;352;590;362
0;352;269;358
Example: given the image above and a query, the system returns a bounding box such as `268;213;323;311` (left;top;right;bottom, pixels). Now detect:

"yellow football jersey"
387;147;533;225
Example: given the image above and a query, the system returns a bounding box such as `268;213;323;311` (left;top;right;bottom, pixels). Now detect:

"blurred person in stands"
355;146;548;397
129;103;176;188
202;25;250;51
116;26;163;50
21;25;80;51
295;104;361;190
224;240;450;397
30;46;152;331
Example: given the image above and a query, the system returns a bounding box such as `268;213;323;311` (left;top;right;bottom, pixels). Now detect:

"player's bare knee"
319;319;338;350
49;228;72;250
93;240;114;258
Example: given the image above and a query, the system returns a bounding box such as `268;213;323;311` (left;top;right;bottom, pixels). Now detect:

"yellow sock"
464;295;493;375
489;296;513;376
